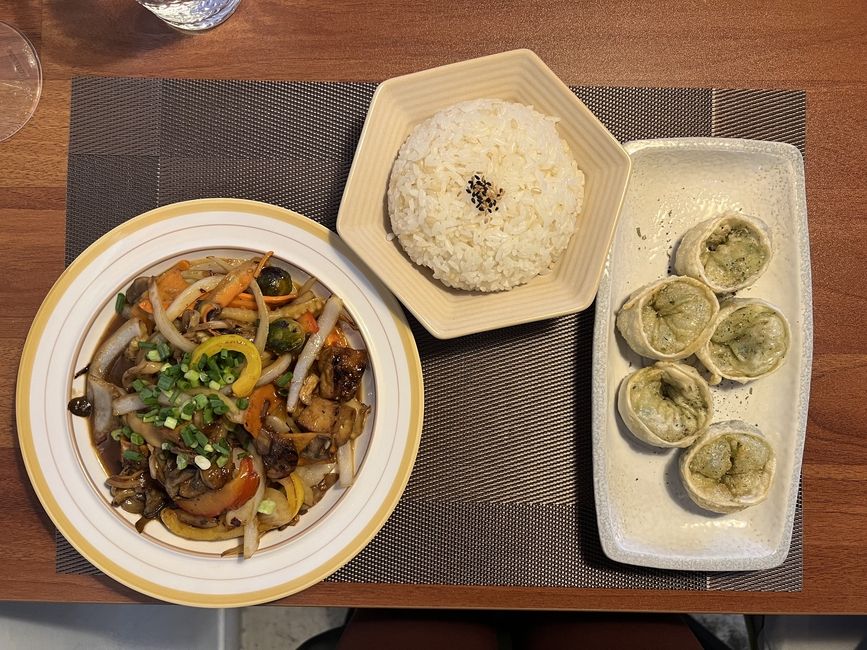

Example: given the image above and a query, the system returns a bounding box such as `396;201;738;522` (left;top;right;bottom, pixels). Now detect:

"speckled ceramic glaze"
592;138;812;571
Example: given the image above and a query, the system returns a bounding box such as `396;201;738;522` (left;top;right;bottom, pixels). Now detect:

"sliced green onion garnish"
203;443;214;453
110;429;123;441
216;455;229;468
193;394;209;409
122;450;143;462
114;293;126;314
194;430;209;447
161;442;171;450
163;416;178;430
194;455;211;470
208;380;221;391
180;427;196;447
275;371;293;387
146;349;162;362
176;454;188;470
203;408;214;425
157;374;175;392
257;499;276;515
236;397;249;410
129;432;145;445
213;440;230;456
157;342;172;360
184;369;200;381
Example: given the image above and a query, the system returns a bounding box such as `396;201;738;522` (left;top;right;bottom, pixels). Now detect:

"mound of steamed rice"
387;99;584;292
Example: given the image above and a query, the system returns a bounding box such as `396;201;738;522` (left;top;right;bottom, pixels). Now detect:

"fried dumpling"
674;211;772;294
696;298;790;385
616;276;719;361
617;362;713;448
679;421;776;514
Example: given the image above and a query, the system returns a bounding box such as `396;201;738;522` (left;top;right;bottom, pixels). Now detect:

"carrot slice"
324;324;347;348
243;384;280;439
297;311;319;334
137;261;191;314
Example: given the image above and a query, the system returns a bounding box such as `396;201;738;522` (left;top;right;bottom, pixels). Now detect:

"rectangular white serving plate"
591;138;812;571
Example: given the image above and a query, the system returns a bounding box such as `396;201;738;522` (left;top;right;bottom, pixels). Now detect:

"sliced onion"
90;318;146;380
148;453;159;482
125;413;179;448
264;414;290;434
263;414;301;434
187;257;241;273
248;275;269;355
286;296;342;411
112;392;146;416
218;307;258;324
289;276;318;306
106;471;144;489
87;375;122;443
113;388;193;416
149;278;196;353
166;275;222;320
223;447;267;559
294;462;336;507
121;360;163;390
337;442;355;488
188;320;229;332
256;354;291;387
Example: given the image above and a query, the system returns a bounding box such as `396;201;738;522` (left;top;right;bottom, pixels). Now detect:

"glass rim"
0;20;43;143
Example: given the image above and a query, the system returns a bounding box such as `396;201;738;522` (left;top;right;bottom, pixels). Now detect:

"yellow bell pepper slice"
190;334;262;397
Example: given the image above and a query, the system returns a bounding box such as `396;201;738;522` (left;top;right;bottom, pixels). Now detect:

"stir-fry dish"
67;252;370;558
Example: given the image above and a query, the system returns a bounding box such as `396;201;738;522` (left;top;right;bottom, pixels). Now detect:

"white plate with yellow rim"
16;198;424;607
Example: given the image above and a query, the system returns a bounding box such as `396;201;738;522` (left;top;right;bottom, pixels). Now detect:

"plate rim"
591;137;812;571
16;198;424;606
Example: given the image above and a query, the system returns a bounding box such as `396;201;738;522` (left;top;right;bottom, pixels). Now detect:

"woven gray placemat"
57;78;805;592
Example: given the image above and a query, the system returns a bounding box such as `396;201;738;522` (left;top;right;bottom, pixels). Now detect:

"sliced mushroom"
319;346;368;401
263;431;300;480
297;397;340;433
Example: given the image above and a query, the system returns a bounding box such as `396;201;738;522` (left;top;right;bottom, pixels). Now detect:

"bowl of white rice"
388;99;584;293
337;50;631;339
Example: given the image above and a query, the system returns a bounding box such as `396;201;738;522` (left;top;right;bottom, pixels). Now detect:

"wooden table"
1;0;865;613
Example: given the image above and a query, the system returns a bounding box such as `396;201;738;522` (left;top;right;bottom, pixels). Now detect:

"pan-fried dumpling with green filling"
617;362;713;448
616;276;719;361
696;298;790;385
679;421;776;514
674;211;772;294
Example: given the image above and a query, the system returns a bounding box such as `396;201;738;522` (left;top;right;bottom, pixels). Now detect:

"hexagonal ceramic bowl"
337;49;631;339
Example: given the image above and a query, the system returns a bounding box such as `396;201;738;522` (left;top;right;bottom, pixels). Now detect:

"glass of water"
136;0;242;31
0;22;42;142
